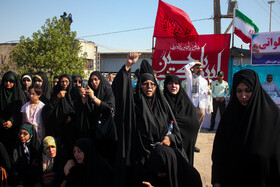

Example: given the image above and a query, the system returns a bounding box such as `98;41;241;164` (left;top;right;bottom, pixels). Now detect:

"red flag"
153;0;198;38
152;34;231;81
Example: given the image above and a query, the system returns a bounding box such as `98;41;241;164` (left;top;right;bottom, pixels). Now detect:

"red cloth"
152;34;231;81
153;0;198;38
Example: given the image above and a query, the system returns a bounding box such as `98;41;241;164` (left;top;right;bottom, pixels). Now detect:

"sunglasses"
74;80;82;84
4;79;14;83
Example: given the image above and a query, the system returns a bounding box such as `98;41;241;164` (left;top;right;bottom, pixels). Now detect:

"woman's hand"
125;52;141;71
160;136;171;146
57;90;67;99
64;159;76;176
142;181;154;187
3;120;12;129
85;85;94;100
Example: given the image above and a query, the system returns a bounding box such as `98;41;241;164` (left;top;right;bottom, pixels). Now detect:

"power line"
260;0;280;21
78;17;213;39
255;0;280;25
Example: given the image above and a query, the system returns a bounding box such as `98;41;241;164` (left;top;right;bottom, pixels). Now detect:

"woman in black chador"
113;53;201;187
212;69;280;187
33;72;51;104
0;71;26;152
64;138;114;187
75;71;116;165
42;74;77;157
164;74;200;166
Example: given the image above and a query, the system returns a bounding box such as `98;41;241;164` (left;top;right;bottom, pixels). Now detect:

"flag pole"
231;6;236;48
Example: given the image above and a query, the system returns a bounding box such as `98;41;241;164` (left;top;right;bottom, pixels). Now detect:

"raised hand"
125;52;141;71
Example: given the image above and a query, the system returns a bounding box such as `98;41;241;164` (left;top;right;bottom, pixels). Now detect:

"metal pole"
268;0;275;32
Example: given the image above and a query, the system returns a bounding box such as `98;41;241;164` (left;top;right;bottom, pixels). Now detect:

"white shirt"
184;62;210;108
21;101;45;142
262;81;280;97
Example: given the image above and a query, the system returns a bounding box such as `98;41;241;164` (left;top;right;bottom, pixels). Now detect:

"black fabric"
163;74;200;165
149;145;202;187
112;66;137;187
74;71;116;165
0;142;11;177
212;69;280;187
66;138;113;187
42;74;77;157
0;71;26;153
34;72;51;104
10;123;41;186
134;73;183;166
140;59;154;76
113;61;184;187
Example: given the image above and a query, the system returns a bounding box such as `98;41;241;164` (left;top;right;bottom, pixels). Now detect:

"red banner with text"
152;34;231;81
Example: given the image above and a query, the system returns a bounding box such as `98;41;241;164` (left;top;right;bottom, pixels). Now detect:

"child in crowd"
21;85;45;142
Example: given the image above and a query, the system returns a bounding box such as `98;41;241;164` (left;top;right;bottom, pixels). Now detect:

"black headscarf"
140;59;154;76
163;74;200;165
212;69;280;186
66;138;113;187
0;71;26;152
34;72;51;104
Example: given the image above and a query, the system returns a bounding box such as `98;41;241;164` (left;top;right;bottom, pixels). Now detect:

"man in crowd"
208;71;229;131
184;61;210;152
262;74;280;98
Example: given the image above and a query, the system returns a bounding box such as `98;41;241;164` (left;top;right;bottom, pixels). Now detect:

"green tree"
11;16;87;80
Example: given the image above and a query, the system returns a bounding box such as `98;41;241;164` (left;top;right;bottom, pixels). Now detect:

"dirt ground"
193;128;216;187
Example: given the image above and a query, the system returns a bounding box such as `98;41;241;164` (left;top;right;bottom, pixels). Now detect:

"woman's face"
60;77;70;90
34;77;43;88
22;78;32;89
4;79;14;89
90;75;100;90
18;129;30;143
73;146;84;164
45;146;56;158
236;82;252;106
167;81;180;95
141;80;156;97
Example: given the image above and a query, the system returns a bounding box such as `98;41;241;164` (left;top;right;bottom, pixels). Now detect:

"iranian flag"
234;9;259;43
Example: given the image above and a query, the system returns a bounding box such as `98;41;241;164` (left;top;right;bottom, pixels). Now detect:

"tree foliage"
11;16;87;80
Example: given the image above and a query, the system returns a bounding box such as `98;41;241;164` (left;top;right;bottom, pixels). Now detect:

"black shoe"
194;146;200;153
208;128;214;131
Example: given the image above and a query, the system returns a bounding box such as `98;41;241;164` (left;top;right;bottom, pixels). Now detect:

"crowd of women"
0;52;280;187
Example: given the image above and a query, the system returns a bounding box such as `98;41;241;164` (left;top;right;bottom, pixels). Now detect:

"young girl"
21;85;45;142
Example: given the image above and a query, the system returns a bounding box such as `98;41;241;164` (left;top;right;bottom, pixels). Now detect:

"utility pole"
268;0;275;32
214;0;221;34
214;0;236;34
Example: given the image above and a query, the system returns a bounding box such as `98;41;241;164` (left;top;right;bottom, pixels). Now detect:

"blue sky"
1;0;280;51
